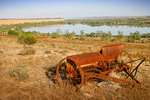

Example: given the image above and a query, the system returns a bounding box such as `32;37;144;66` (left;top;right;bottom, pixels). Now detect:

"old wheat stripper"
56;44;145;92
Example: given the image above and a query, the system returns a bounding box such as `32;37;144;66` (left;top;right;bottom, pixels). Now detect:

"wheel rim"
56;58;84;92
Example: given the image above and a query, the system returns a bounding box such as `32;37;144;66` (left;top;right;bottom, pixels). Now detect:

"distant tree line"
66;17;150;27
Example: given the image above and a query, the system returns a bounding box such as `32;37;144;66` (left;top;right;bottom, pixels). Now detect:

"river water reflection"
23;24;150;35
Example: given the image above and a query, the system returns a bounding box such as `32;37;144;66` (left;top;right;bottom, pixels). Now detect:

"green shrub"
18;34;37;45
24;31;32;35
24;35;37;45
127;37;135;43
141;33;150;38
18;34;25;44
141;40;148;43
64;32;74;39
0;37;2;41
79;36;85;40
51;44;56;48
8;66;29;80
51;32;59;38
111;38;117;42
8;30;19;35
117;32;124;40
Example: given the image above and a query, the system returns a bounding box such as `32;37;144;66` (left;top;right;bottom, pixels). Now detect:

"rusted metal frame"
109;62;123;70
132;58;145;77
84;73;99;79
80;62;99;68
84;72;140;88
82;67;102;73
97;74;141;89
113;65;130;72
123;68;140;84
84;73;102;83
86;78;99;82
124;57;145;64
122;50;133;71
125;57;145;79
84;65;129;76
83;64;128;79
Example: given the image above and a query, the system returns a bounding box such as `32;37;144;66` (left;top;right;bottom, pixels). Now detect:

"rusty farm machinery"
56;44;146;92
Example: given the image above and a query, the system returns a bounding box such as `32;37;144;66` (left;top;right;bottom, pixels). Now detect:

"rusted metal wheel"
116;50;133;72
56;58;84;92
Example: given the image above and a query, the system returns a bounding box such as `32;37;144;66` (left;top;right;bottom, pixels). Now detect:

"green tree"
101;32;112;40
80;30;84;35
117;31;124;41
56;29;62;34
79;30;85;40
96;30;103;37
141;33;150;38
90;32;96;37
64;30;74;39
129;31;141;40
72;31;76;36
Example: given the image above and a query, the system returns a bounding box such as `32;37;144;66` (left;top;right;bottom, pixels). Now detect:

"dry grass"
8;65;29;80
0;18;65;26
18;46;36;55
0;35;149;100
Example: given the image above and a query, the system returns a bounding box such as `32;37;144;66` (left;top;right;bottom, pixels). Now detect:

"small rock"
0;49;4;53
44;55;48;58
97;81;109;87
83;93;93;98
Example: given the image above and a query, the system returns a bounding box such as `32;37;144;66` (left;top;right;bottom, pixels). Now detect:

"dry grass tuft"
44;50;52;54
8;66;29;80
0;37;2;41
18;46;36;55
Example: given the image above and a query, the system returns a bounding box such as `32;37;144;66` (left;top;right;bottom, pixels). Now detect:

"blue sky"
0;0;150;19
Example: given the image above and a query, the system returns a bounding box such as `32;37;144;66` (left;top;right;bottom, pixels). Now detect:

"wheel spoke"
60;67;66;72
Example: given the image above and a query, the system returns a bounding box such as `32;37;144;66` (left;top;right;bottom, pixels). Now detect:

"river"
23;24;150;35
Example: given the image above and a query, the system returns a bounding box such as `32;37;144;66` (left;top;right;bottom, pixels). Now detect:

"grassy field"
0;18;65;26
0;35;149;100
